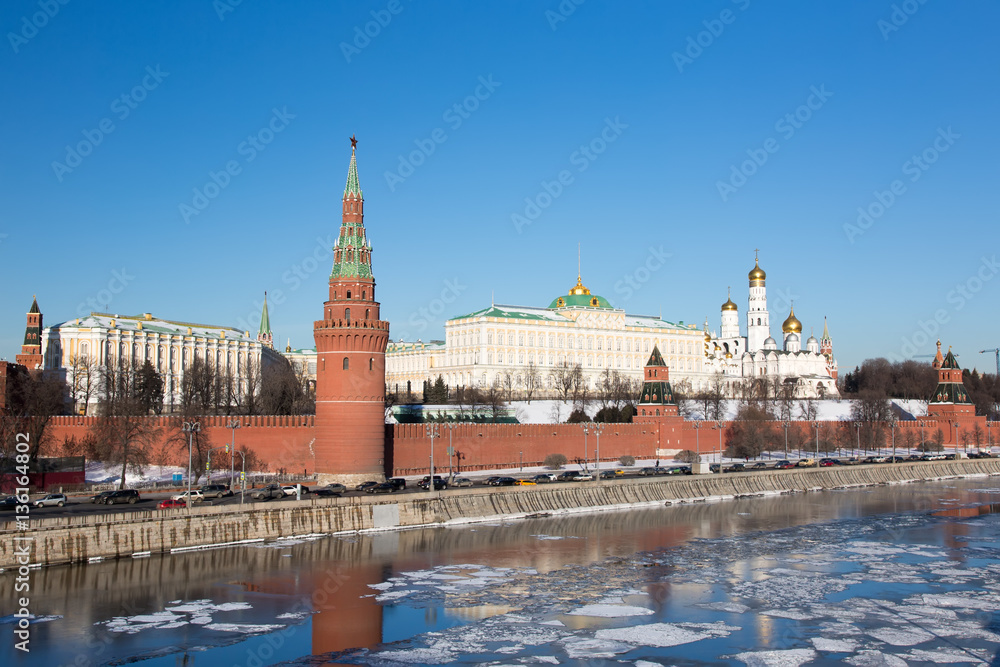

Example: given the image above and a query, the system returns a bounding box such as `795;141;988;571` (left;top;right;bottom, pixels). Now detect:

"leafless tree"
69;353;98;415
524;363;542;404
549;362;576;401
850;389;892;451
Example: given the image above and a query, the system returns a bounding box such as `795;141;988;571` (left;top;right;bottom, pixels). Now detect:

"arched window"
347;290;352;299
343;357;350;370
365;308;370;319
369;358;373;371
345;308;351;321
362;291;366;300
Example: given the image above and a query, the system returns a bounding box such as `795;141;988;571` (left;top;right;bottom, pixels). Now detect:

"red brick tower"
16;296;43;371
313;137;390;482
634;346;685;453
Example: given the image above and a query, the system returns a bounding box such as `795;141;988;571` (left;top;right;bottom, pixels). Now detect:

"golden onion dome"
721;297;738;312
725;351;733;359
781;306;802;334
568;275;591;296
748;258;766;283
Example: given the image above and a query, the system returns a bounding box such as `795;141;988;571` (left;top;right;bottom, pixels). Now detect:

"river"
3;476;1000;666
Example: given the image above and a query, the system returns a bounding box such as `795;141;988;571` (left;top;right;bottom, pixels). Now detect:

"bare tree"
1;366;66;462
850;389;892;451
69;353;98;415
523;363;542;404
501;371;516;402
549;362;576;401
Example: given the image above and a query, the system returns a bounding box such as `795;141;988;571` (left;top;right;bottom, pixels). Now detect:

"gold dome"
781;306;802;334
568;275;591;296
721;297;737;312
748;258;766;283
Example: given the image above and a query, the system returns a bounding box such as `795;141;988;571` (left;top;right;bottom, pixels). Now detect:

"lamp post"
715;421;724;463
812;421;820;461
592;423;605;483
232;449;247;507
425;424;439;492
519;450;523;471
580;424;589;473
182;421;200;511
782;421;790;460
445;423;457;481
856;422;861;457
693;421;702;462
226;420;241;489
887;414;897;460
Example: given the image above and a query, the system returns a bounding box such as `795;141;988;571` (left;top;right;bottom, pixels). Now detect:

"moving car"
314;488;342;498
250;484;285;500
492;477;516;486
281;484;311;496
818;458;839;467
200;484;233;498
171;490;204;503
34;493;67;507
451;477;474;488
532;473;557;483
90;491;114;504
557;471;581;482
484;476;501;486
355;481;379;492
0;496;21;510
324;483;348;494
104;489;140;505
773;460;795;470
709;464;721;473
724;463;746;473
388;478;407;490
749;462;769;471
639;467;660;476
599;470;618;479
796;459;816;468
157;498;187;509
370;482;396;494
418;475;447;490
514;478;536;485
575;472;594;481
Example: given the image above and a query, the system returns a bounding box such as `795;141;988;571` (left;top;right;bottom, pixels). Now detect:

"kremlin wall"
13;140;997;483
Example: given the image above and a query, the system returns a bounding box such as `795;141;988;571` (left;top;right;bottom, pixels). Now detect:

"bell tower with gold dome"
746;250;770;352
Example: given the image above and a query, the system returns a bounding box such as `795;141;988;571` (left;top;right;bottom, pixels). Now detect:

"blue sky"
2;1;998;373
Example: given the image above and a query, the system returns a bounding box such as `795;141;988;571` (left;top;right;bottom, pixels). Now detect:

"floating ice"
845;650;909;666
595;622;710;647
559;636;631;659
566;604;654;618
811;637;858;652
729;648;817;666
867;626;935;646
900;647;988;663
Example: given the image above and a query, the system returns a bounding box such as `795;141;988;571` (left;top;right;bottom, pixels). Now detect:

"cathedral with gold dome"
705;252;838;397
385;251;838;400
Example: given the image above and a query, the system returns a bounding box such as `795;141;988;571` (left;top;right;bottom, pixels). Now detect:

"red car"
158;498;186;509
773;461;795;470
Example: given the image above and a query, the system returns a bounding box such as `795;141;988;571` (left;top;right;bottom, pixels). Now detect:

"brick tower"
16;296;43;371
634;346;686;456
313;137;390;483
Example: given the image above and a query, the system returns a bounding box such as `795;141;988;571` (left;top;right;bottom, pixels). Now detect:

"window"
365;308;370;319
362;291;366;300
343;357;350;370
345;308;351;320
347;290;352;299
369;358;373;371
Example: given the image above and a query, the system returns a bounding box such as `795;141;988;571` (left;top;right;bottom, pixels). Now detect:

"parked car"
250;484;285;500
281;484;311;496
418;476;447;490
749;462;769;471
33;493;67;508
0;496;21;510
200;484;233;498
104;489;140;505
451;477;474;488
514;478;536;485
484;476;501;486
557;471;581;482
370;482;396;494
796;459;816;468
388;478;407;490
355;481;379;492
493;477;516;486
532;473;557;483
171;490;204;503
773;460;795;470
158;498;187;509
324;483;348;494
90;491;114;504
709;464;721;473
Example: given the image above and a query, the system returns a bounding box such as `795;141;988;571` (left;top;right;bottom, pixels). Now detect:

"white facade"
41;312;283;412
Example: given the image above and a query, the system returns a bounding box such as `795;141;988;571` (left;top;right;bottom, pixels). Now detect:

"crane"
980;349;1000;376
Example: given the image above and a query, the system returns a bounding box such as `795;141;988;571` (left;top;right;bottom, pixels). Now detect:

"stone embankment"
3;459;999;568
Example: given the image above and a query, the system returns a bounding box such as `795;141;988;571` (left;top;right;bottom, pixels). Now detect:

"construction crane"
980;349;1000;376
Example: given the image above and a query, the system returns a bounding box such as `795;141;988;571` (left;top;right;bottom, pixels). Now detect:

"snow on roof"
48;312;253;341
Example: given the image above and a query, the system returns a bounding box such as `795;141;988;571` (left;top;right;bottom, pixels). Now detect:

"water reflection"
2;479;999;665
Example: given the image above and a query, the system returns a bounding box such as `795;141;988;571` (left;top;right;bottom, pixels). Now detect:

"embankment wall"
3;459;999;569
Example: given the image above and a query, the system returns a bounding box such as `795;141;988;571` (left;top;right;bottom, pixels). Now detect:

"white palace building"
386;254;839;399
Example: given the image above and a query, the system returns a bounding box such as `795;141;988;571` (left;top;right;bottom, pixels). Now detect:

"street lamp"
692;421;702;462
812;421;820;461
226;420;241;489
425;424;439;492
580;424;589;473
592;423;605;482
782;421;790;459
231;448;247;507
182;421;200;511
715;421;724;463
856;422;861;457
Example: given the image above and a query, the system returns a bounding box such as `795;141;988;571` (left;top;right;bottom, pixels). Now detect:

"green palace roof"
547;276;613;309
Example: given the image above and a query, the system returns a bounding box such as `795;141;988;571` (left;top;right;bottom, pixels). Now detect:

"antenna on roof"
577;242;581;280
491;290;494;307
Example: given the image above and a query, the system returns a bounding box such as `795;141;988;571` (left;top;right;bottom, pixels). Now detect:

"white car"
281;485;311;496
34;493;67;507
171;490;204;503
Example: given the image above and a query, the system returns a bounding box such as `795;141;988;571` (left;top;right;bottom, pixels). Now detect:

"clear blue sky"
2;1;998;373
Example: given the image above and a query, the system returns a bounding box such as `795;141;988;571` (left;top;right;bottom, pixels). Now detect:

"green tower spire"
257;292;273;348
344;134;363;199
331;136;373;280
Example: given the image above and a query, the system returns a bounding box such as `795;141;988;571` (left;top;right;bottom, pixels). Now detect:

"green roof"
645;345;665;367
452;306;561;321
547;292;613;309
638;380;675;406
930;381;972;404
259;293;271;336
940;348;961;370
344;145;362;199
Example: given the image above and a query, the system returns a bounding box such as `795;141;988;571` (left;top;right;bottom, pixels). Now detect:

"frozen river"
3;476;1000;665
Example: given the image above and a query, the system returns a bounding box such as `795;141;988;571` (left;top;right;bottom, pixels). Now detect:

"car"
418;476;447;490
388;478;407;490
34;493;67;508
484;476;502;486
868;455;888;463
818;458;837;467
575;472;594;481
532;473;557;483
724;463;746;473
491;477;516;486
324;483;348;494
664;466;687;475
370;482;396;494
773;460;795;470
171;490;204;503
514;478;536;485
104;489;140;505
557;471;581;482
676;465;692;475
599;470;618;479
920;453;945;461
157;498;187;509
603;469;625;477
313;488;342;498
281;484;311;496
90;490;114;504
200;484;233;498
639;467;658;476
250;484;285;500
0;496;22;510
944;453;957;460
451;477;474;487
709;464;721;473
886;456;906;463
749;462;769;471
796;459;816;468
355;481;379;492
